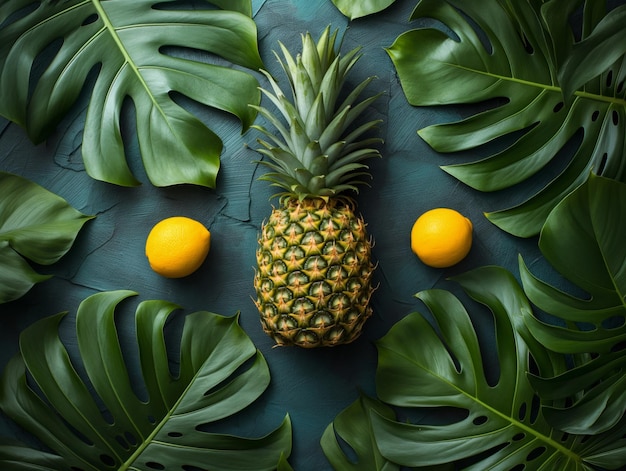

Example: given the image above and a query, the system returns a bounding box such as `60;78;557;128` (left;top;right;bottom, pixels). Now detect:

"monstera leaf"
0;171;93;304
330;0;396;19
370;267;626;470
0;0;263;188
387;0;626;237
321;393;400;471
520;173;626;435
0;290;292;470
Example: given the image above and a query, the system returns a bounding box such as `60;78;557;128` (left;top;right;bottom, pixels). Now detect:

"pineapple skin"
254;197;374;347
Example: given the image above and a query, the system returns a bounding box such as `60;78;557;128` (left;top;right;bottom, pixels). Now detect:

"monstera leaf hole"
82;13;99;26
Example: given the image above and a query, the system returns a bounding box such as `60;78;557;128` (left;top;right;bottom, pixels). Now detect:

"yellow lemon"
145;216;211;278
410;208;473;268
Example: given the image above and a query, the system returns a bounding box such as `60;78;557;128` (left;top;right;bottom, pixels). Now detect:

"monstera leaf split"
387;0;626;237
0;291;292;470
520;174;626;435
0;0;264;188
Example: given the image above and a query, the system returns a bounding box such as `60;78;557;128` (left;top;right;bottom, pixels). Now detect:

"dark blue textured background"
0;0;560;469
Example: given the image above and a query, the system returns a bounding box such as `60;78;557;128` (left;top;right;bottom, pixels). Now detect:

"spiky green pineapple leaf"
0;172;93;304
0;0;263;188
519;173;626;435
252;26;382;200
330;0;396;20
387;0;626;237
0;290;292;470
372;266;626;470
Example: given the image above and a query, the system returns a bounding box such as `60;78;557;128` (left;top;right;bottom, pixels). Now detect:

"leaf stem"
467;390;582;463
90;0;162;111
378;343;584;466
451;63;626;107
119;361;206;469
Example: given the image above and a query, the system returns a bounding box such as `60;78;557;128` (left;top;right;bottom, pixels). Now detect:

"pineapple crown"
250;26;383;200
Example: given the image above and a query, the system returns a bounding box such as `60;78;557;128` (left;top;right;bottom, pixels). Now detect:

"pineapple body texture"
251;27;382;347
255;198;374;347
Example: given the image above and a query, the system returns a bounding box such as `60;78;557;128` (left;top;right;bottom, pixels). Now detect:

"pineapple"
251;27;382;348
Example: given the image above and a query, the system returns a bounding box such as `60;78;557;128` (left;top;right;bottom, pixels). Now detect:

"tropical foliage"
321;174;626;469
0;172;93;304
3;0;626;468
520;174;626;435
322;267;626;469
387;0;626;237
0;0;263;188
0;291;292;470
